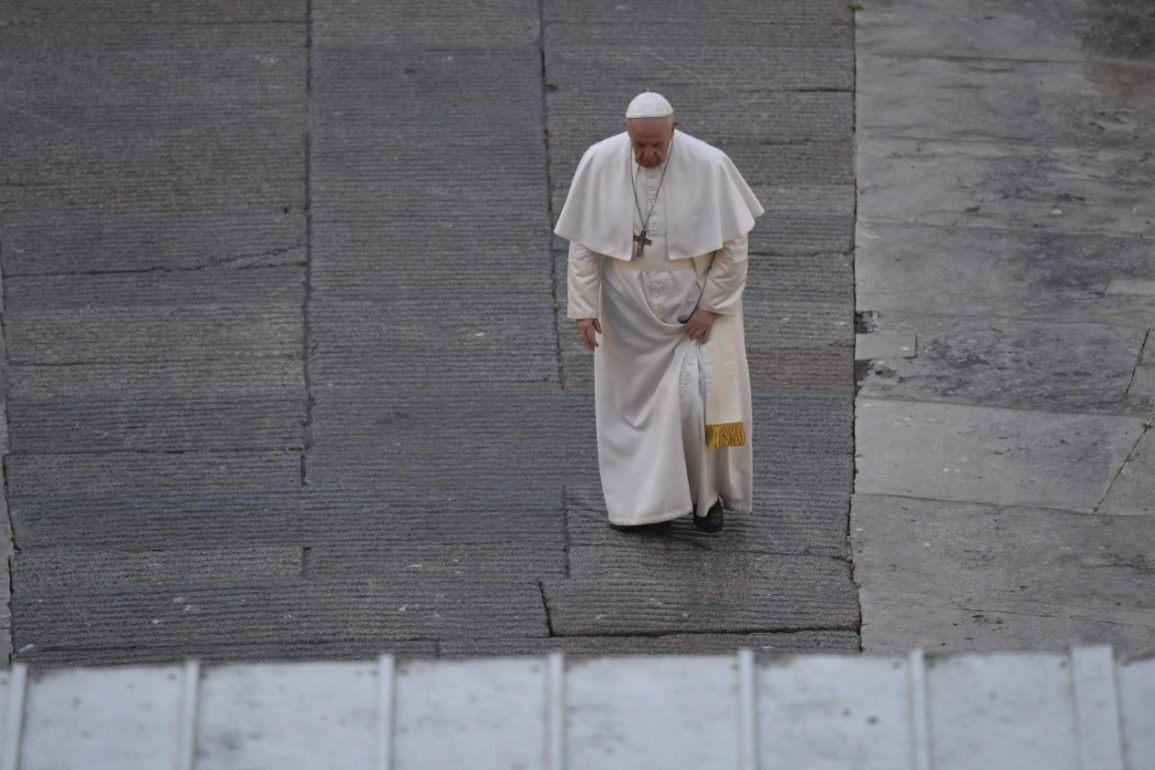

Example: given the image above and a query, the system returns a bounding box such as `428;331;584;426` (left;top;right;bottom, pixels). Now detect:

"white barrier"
0;647;1152;769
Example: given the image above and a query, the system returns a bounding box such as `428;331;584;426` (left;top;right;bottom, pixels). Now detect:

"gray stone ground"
0;1;858;664
854;0;1155;655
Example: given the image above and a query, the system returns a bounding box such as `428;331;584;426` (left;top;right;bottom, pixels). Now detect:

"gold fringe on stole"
705;421;747;448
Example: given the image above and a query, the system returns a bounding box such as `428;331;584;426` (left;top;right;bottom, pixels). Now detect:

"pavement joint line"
854;307;1155;333
299;0;315;487
1;290;11;667
858;220;1154;241
560;486;571;578
545;623;860;640
538;580;555;637
858;221;1151;242
858;132;1155;149
859;50;1155;72
1123;329;1151;398
857;394;1153;422
950;604;1155;630
537;0;565;391
852;490;1144;520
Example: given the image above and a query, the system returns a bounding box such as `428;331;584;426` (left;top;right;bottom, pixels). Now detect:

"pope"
557;91;764;532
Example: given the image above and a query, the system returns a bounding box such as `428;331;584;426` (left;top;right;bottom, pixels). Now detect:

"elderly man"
556;92;763;532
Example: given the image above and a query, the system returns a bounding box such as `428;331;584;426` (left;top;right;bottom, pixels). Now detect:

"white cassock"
557;130;764;526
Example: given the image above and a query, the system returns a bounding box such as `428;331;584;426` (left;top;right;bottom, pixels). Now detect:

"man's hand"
684;307;718;342
576;318;602;350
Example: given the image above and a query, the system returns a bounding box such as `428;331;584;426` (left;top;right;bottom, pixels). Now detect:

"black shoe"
693;500;724;533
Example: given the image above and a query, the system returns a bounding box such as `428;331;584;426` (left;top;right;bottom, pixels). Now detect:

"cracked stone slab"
855;398;1146;512
542;546;858;636
856;312;1151;415
1098;428;1155;516
852;493;1155;655
859;54;1155;147
858;138;1155;237
855;222;1155;329
440;630;860;657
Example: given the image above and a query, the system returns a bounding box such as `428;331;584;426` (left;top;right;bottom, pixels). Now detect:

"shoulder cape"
554;130;764;260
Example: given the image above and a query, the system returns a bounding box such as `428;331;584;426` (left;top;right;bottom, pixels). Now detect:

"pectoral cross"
632;229;652;259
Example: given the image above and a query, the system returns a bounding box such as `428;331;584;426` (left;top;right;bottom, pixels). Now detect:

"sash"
693;254;747;448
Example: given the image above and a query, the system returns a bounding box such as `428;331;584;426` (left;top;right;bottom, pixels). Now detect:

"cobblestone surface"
0;0;858;664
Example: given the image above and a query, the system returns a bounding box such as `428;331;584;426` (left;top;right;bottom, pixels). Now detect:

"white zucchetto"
625;91;673;118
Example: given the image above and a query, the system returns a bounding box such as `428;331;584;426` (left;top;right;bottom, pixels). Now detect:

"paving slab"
3;121;303;189
12;578;549;662
552;91;853;146
6;359;304;454
307;300;558;387
859;54;1155;147
855;398;1145;512
4;450;303;498
546;47;852;103
305;541;567;580
0;214;307;275
856;0;1155;64
543;546;858;636
0;19;307;56
7;397;305;454
545;0;851;43
565;481;850;560
14;547;304;596
852;493;1155;655
5;304;302;364
858;138;1155;237
0;49;305;112
0;0;307;25
313;0;538;48
311;218;551;304
857;311;1150;414
856;222;1155;328
8;488;569;552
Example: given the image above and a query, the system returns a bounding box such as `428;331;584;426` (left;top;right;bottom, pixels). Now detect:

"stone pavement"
853;0;1155;654
0;1;858;664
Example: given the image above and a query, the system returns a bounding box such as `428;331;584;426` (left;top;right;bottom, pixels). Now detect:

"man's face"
628;117;676;169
